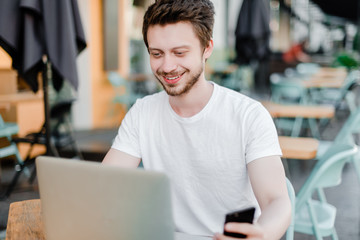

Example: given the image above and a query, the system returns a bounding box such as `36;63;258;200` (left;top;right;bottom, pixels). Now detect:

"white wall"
211;0;244;50
212;0;226;49
72;0;93;130
227;0;243;48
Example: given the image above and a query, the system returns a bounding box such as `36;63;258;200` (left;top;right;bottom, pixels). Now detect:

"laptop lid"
36;156;175;240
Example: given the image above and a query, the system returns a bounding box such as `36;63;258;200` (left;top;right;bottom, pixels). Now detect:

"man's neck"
169;79;214;118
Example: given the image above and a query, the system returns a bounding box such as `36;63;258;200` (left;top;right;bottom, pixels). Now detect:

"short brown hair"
142;0;215;50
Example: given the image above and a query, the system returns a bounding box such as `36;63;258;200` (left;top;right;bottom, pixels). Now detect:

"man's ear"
204;39;214;60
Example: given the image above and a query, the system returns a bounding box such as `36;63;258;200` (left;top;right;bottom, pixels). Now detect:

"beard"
155;65;203;97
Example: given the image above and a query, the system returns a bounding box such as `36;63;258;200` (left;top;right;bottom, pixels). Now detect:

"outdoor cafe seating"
267;65;359;139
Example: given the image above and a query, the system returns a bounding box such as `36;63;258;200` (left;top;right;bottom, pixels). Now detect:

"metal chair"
285;178;296;240
108;71;144;110
309;70;360;114
2;100;83;198
270;73;308;104
296;63;320;76
14;99;83;160
294;144;358;239
270;73;322;138
279;104;360;189
0;115;22;163
0;114;26;198
315;105;360;183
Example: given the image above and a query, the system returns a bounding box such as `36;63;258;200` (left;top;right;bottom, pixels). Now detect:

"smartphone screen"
224;207;255;238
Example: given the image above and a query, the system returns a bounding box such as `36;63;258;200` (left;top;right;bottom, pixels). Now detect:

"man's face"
147;22;212;97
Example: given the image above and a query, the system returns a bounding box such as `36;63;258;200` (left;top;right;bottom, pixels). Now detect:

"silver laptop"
36;156;211;240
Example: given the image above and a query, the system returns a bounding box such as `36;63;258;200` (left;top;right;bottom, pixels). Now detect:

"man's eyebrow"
148;47;162;52
173;45;191;50
148;45;191;52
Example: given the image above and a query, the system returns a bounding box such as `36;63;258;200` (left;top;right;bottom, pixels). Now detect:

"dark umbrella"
234;0;271;64
310;0;359;23
0;0;86;155
234;0;271;92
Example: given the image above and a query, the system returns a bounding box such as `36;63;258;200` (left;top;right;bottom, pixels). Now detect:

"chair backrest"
295;144;358;211
0;113;21;162
337;70;360;101
108;71;128;89
340;70;359;91
333;105;360;146
108;71;143;108
286;178;295;240
296;63;320;76
270;73;307;104
0;115;19;138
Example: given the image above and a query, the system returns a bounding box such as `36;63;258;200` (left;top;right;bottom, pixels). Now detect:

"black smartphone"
223;207;255;238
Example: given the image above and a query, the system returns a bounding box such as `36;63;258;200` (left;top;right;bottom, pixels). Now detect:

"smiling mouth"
163;73;184;84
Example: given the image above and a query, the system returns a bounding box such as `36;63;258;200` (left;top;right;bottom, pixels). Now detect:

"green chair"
296;63;320;76
309;70;360;114
4;100;85;199
0;114;25;198
270;73;321;138
0;115;23;164
286;178;296;240
315;105;360;182
294;144;358;239
270;73;308;104
108;71;144;110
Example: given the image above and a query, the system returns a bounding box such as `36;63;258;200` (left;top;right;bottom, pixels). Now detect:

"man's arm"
102;148;141;168
247;155;291;239
214;155;291;240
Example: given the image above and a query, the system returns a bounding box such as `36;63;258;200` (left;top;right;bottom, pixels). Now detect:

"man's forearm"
257;196;292;240
102;148;141;168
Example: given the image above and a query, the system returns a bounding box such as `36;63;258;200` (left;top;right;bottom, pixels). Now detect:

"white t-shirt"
112;83;282;236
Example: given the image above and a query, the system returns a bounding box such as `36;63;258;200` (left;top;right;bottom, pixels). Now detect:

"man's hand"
213;222;265;240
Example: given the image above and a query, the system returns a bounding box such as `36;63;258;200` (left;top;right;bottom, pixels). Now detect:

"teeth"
166;75;180;80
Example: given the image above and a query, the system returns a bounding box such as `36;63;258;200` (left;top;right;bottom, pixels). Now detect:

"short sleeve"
244;103;282;163
111;101;142;158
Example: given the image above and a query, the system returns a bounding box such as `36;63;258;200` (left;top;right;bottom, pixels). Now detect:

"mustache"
156;70;182;76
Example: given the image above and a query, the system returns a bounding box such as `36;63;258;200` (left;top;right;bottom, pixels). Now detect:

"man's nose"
161;55;177;73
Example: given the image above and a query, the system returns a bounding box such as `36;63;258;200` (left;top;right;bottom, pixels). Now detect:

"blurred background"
1;0;358;132
0;0;360;239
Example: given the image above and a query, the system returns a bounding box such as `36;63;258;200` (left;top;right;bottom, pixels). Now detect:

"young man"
103;0;291;239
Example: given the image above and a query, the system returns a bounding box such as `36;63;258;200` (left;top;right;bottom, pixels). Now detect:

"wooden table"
315;67;347;78
302;67;347;89
5;199;212;240
262;101;335;139
302;75;346;89
262;101;335;119
6;199;45;240
279;136;319;160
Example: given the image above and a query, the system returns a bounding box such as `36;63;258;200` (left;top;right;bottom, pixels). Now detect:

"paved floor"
0;108;359;239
